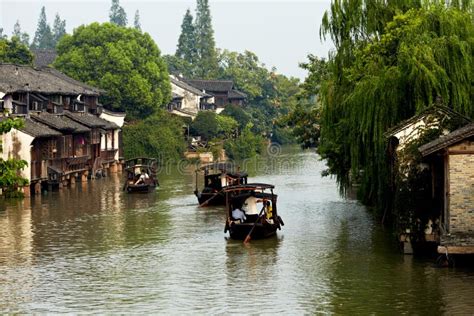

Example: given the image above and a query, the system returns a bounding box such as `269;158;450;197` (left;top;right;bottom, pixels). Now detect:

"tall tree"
0;28;7;39
31;6;54;49
12;20;30;46
194;0;219;78
109;0;128;26
176;9;196;68
0;37;34;64
134;10;141;30
313;1;474;221
52;13;66;46
54;23;171;119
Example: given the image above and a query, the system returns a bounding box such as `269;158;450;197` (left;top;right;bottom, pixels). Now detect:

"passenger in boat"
135;169;149;185
220;174;228;188
242;192;259;216
232;208;246;223
264;200;274;224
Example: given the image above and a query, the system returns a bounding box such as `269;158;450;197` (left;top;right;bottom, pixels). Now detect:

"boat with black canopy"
223;183;284;241
194;162;248;206
123;157;159;193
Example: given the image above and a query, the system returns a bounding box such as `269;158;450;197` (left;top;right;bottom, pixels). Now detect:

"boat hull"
126;184;156;193
227;222;278;240
195;191;226;206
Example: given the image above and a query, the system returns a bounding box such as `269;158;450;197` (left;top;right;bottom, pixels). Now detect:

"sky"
0;0;334;80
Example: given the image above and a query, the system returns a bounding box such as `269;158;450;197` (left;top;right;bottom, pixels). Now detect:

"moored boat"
223;183;284;241
194;162;248;206
123;157;159;193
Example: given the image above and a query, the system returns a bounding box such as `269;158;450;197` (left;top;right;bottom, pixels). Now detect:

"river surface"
1;147;473;314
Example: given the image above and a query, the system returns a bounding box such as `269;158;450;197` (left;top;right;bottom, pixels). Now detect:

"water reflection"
1;147;474;313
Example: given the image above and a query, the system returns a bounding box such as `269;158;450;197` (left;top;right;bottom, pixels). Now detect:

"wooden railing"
49;155;90;176
100;149;118;163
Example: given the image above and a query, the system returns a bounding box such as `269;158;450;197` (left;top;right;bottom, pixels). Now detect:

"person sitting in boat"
264;200;274;224
242;193;261;218
135;169;149;185
232;207;246;223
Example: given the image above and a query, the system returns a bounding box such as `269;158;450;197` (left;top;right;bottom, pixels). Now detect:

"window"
58;135;73;158
91;129;100;144
53;105;63;114
41;139;58;159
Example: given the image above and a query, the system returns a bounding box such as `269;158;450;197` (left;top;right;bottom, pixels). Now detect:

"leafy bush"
224;124;264;160
190;111;237;140
122;110;186;164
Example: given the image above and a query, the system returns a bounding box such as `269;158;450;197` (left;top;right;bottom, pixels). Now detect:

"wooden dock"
438;234;474;254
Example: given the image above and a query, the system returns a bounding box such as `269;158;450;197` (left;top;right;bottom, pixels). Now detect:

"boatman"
135;169;150;185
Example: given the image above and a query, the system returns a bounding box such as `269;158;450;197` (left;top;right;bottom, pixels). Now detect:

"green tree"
122;110;186;163
52;13;66;46
176;8;197;68
0;118;28;198
316;1;474;219
190;111;220;140
109;0;128;26
218;50;268;102
31;6;54;49
298;55;328;99
217;49;301;142
224;124;264;160
194;0;219;78
54;22;171;119
134;10;141;31
163;54;193;77
221;104;251;131
189;111;237;140
12;20;30;46
0;37;33;64
216;114;238;138
0;28;7;39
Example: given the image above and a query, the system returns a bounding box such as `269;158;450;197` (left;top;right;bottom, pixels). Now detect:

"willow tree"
316;1;474;219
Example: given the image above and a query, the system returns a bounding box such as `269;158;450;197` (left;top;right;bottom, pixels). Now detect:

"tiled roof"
170;76;207;96
32;49;58;68
20;118;63;138
386;105;471;137
228;89;247;99
419;123;474;156
65;111;119;130
0;63;102;95
30;112;90;133
184;79;234;93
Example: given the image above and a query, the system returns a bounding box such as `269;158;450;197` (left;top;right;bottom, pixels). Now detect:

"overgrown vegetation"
122;110;186;164
224;125;265;160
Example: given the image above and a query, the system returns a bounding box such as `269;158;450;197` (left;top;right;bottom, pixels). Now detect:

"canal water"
1;147;473;314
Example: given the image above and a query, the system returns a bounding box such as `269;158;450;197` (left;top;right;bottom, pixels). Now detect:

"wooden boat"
123;158;159;193
223;183;284;240
194;162;248;206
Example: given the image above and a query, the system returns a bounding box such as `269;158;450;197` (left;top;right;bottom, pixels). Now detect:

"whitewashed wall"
1;129;34;181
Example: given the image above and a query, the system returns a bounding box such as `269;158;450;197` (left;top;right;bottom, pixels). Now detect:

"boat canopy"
124;157;157;170
223;183;275;192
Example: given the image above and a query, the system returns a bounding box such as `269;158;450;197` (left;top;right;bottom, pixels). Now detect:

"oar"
243;206;266;244
199;188;224;207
